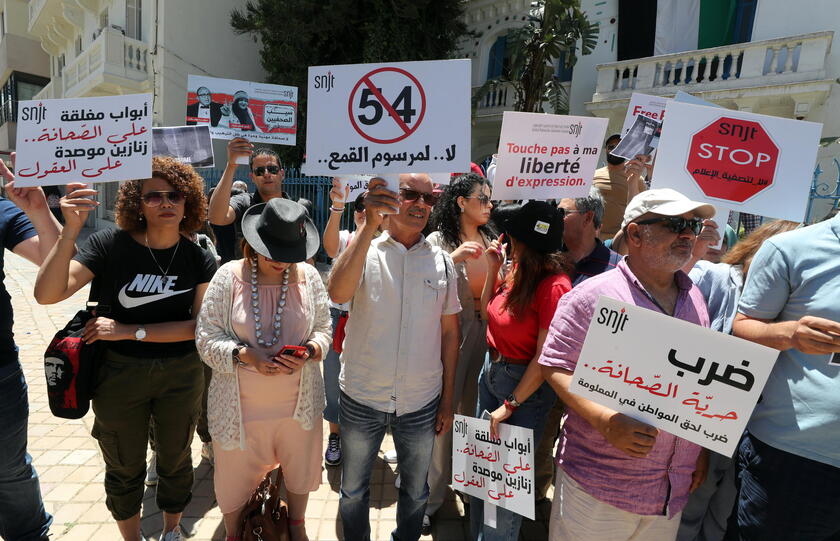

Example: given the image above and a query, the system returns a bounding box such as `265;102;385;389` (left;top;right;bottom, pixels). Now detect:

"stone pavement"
7;251;551;540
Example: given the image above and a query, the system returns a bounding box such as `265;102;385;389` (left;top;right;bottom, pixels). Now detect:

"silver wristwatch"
134;325;147;341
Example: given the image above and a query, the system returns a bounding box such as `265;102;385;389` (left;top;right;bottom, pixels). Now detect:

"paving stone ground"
8;250;551;540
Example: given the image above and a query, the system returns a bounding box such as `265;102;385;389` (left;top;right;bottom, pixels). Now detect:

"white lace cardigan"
195;262;331;450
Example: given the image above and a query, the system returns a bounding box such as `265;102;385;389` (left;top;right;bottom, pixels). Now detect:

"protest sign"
674;90;720;108
651;101;822;222
569;296;778;456
452;414;535;521
336;175;372;203
611;115;661;160
621;93;670;137
305;59;470;182
185;74;297;153
152;125;214;168
15;94;152;187
492;112;608;201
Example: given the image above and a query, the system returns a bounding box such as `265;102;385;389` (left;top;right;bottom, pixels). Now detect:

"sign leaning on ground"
651;101;822;221
569;296;779;456
491;111;608;201
304;59;471;183
15;93;152;187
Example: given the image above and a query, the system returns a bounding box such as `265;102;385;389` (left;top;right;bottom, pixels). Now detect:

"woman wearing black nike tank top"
34;157;216;541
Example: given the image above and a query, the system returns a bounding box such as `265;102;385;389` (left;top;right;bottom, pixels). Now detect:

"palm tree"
474;0;598;115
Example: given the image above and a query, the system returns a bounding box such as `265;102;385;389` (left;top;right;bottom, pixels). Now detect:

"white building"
27;0;267;226
0;0;49;152
461;0;840;219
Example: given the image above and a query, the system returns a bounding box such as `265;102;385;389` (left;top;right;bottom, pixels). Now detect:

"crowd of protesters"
0;130;837;541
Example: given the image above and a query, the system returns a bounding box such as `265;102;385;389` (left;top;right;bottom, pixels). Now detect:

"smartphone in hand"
278;345;308;358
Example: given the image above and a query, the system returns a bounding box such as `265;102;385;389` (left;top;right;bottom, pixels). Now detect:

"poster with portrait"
152;125;214;168
185;74;297;152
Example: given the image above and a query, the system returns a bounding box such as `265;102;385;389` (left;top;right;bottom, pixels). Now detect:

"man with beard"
329;175;461;541
593;134;650;241
45;354;74;406
539;189;715;540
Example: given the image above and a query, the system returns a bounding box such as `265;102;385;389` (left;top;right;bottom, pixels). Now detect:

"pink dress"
213;272;323;514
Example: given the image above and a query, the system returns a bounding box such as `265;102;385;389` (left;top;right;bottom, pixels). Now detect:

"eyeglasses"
253;165;280;176
142;191;186;206
634;216;703;236
465;195;492;206
197;93;211;98
399;188;439;206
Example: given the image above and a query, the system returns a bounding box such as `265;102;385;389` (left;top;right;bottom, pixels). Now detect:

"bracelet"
329;206;345;213
503;399;518;412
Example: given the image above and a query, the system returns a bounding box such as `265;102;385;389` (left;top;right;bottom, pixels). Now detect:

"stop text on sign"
686;117;779;203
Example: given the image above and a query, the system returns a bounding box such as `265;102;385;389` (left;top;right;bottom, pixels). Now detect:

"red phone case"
279;345;308;358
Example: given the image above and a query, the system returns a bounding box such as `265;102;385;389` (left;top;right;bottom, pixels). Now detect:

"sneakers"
201;442;214;465
161;526;182;541
325;433;342;466
421;514;432;535
145;455;158;486
383;449;398;464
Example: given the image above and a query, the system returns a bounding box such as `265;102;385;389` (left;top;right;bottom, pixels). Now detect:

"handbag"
237;468;290;541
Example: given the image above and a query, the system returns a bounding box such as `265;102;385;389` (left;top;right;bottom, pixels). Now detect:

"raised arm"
324;178;349;259
209;137;253;226
479;237;505;321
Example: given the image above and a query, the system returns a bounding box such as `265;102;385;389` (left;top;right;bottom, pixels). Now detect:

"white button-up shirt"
339;233;461;415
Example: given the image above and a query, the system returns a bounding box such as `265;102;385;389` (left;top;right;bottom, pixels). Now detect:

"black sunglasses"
400;188;439;206
634;216;703;236
141;191;185;206
253;165;280;176
465;194;492;206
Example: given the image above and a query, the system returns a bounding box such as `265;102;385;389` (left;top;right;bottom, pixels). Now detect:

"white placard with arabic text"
569;297;779;456
15;94;152;187
305;59;470;176
452;415;535;520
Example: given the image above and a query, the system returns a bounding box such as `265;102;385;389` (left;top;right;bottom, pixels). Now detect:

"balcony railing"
62;27;150;97
592;31;833;99
473;81;516;117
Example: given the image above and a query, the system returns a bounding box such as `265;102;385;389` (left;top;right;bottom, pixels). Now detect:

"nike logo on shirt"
118;273;191;309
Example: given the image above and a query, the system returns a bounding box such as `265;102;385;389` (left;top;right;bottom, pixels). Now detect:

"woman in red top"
470;201;573;541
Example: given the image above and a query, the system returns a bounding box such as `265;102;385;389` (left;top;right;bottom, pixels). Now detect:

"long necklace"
250;257;290;348
145;232;180;277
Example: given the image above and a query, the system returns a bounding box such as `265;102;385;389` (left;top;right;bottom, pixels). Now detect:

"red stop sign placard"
685;117;779;203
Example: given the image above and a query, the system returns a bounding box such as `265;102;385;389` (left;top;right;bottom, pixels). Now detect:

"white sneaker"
383;449;398;464
201;442;214;465
161;526;182;541
145;455;158;486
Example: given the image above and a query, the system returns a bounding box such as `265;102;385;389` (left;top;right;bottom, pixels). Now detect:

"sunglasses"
141;191;185;206
253;165;280;176
354;201;366;213
400;188;439;206
465;195;492;206
634;216;703;236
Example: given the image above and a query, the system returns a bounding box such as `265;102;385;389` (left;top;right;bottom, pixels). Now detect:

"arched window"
486;35;508;79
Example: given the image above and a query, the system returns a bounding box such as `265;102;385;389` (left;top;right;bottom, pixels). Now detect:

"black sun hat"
241;198;320;263
503;200;565;253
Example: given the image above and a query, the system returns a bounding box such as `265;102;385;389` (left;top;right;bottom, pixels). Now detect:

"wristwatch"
305;342;317;359
505;393;522;410
134;326;147;341
232;343;246;364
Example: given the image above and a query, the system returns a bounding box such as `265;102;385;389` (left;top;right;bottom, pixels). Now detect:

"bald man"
329;175;462;541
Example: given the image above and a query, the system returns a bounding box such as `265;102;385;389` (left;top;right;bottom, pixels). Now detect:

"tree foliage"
231;0;470;165
473;0;598;115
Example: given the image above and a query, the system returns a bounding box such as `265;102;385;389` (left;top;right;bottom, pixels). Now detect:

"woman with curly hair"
425;172;496;526
34;157;217;541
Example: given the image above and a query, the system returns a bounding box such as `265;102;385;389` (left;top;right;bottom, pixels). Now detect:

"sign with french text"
185;74;297;148
452;415;535;520
651;101;821;221
492;111;608;201
15;94;152;187
305;59;470;176
569;296;779;456
621;93;671;137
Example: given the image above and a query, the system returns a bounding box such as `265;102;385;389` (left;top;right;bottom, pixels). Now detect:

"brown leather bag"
237;469;290;541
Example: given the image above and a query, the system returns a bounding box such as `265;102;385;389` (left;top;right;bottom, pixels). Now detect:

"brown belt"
488;347;530;366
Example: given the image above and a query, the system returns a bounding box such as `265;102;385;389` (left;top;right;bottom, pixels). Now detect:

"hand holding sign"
227;137;253;166
363;177;400;225
329;177;350;207
789;316;840;355
600;412;659;458
1;153;50;215
61;183;99;232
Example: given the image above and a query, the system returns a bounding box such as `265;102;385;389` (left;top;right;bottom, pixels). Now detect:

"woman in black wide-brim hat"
196;198;331;541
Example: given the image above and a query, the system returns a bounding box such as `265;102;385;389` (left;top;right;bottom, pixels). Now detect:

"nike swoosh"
118;285;192;309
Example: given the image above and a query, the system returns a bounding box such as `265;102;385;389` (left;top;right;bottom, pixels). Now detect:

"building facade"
27;0;266;227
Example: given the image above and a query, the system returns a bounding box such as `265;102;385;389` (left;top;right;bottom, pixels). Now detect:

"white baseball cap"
621;188;716;229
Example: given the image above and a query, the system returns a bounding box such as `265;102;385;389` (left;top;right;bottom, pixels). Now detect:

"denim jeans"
323;307;343;424
0;361;52;541
470;358;557;541
733;432;840;540
339;391;438;541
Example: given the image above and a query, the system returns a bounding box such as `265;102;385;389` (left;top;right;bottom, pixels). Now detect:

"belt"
488;347;530;366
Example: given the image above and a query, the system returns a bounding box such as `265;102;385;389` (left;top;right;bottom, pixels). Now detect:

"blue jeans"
733;432;840;540
339;392;438;541
470;358;557;541
0;361;52;540
323;308;343;425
